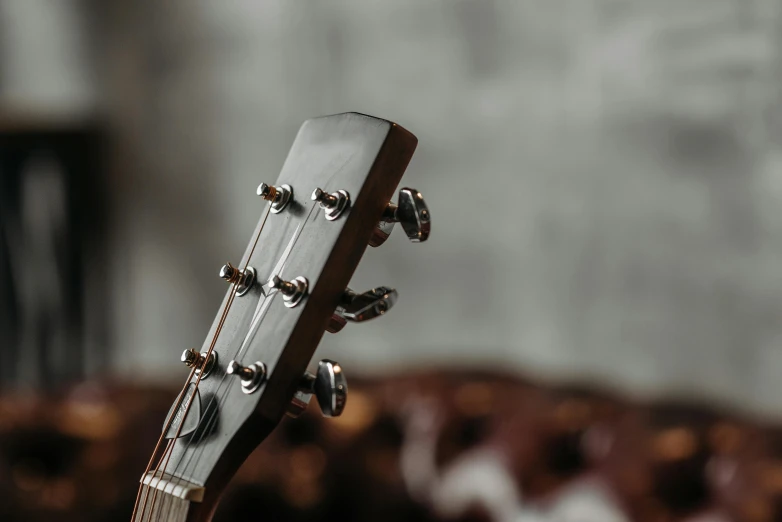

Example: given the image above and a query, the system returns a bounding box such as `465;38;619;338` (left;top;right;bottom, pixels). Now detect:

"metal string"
144;283;239;520
137;440;174;521
130;374;194;522
135;203;273;521
168;203;317;488
159;203;319;522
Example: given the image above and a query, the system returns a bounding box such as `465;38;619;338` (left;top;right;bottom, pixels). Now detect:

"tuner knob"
290;360;347;418
311;187;350;220
226;360;267;394
369;187;430;247
336;286;397;323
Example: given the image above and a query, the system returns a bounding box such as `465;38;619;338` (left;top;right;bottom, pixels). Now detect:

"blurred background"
2;0;782;521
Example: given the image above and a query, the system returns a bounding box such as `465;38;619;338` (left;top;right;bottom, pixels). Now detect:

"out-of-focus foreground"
2;1;782;521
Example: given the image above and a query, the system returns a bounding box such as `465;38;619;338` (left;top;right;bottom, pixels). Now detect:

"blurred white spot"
431;448;523;522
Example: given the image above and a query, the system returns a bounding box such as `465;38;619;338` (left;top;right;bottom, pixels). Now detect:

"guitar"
130;112;429;521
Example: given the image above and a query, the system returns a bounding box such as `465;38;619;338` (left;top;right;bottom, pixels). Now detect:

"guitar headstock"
134;112;429;521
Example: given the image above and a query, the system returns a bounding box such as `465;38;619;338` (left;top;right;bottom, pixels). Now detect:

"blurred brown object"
214;377;432;522
0;382;175;522
598;401;730;521
2;371;781;522
708;421;782;522
496;384;623;500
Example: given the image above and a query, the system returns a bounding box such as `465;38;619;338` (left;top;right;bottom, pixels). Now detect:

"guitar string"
157;202;279;490
130;374;194;522
139;203;273;521
143;284;238;520
138;440;175;521
160;203;319;522
132;402;179;522
165;203;316;499
157;292;274;522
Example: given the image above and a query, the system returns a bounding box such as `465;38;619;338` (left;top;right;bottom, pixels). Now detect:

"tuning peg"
180;348;217;378
325;288;396;334
268;275;309;308
219;262;256;296
257;183;293;213
369;187;430;247
311;187;350;220
337;286;397;322
287;360;348;418
226;359;267;394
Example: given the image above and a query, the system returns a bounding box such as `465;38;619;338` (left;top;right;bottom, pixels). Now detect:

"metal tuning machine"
257;183;293;213
311;187;350;220
227;360;267;394
268;275;309;308
326;286;398;333
287;360;347;418
219;262;256;296
369;187;430;247
181;348;218;378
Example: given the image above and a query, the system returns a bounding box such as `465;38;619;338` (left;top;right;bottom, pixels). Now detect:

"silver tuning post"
219;263;256;296
268;275;308;308
326;286;398;333
257;183;293;213
287;360;347;418
181;348;218;378
227;360;267;394
369;187;430;247
311;187;350;220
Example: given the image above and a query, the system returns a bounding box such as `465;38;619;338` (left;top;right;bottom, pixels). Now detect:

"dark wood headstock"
133;113;427;521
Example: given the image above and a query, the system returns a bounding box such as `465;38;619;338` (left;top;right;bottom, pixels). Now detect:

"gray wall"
3;0;782;417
